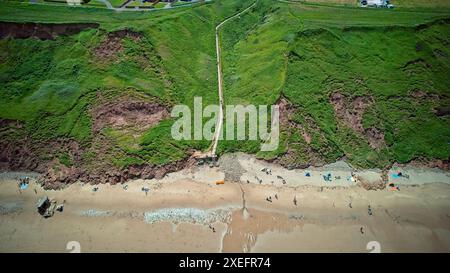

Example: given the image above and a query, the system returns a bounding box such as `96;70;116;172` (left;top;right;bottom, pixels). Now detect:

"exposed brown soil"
435;106;450;117
272;97;325;168
41;157;196;190
364;127;385;150
329;92;371;133
1;133;194;190
408;89;441;102
401;157;450;172
406;89;449;117
0;115;194;189
278;98;311;144
1;119;52;172
0;133;83;176
410;89;428;99
329;92;385;149
93;100;169;133
0;22;99;40
1;85;447;188
93;29;141;60
0;119;23;128
277;97;312;145
0;138;43;172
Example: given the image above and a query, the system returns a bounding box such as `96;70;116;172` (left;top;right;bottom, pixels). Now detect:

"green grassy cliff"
0;0;449;185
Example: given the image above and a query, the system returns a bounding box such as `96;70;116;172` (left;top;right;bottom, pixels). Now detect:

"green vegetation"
108;0;127;7
282;0;450;9
0;0;449;173
218;0;450;167
0;0;252;170
154;2;167;8
58;152;73;167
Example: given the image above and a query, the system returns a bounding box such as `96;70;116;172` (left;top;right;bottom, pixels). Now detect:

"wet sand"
1;153;449;252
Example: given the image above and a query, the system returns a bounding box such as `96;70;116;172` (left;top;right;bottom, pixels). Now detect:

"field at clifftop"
0;0;449;186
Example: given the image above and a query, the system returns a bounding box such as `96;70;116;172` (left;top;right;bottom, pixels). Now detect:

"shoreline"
1;178;449;252
2;152;449;188
1;152;449;252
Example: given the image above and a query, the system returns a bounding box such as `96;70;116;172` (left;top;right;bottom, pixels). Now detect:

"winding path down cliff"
207;0;258;158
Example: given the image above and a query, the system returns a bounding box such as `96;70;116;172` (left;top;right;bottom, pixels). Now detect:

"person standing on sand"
208;224;216;233
360;227;364;234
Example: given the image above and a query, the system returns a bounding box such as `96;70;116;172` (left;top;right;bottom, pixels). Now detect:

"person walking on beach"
368;205;373;216
209;224;216;233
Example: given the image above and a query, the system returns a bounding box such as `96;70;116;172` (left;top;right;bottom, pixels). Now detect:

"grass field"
0;0;449;175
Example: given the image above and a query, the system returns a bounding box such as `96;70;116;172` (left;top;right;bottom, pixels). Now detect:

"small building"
360;0;394;8
66;0;82;5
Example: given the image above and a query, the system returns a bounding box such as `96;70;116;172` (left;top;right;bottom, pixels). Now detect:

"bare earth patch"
274;97;326;168
93;100;169;133
278;97;312;145
329;92;385;149
0;22;99;40
93;29;141;60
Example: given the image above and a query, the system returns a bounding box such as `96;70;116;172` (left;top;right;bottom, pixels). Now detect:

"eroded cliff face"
0;22;99;40
0;121;195;189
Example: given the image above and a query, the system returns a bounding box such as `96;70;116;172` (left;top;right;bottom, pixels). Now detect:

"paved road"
95;0;209;12
97;0;113;9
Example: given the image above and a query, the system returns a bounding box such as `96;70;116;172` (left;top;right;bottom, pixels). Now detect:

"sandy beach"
1;153;449;253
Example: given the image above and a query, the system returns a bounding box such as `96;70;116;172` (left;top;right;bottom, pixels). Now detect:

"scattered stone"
218;154;245;182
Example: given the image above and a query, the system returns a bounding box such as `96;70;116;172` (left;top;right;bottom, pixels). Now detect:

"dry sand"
1;153;449;253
